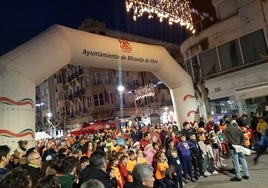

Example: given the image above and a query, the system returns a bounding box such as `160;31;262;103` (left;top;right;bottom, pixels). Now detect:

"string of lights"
134;83;155;100
125;0;195;34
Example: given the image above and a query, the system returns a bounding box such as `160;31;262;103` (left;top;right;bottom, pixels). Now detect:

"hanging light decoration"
125;0;196;34
134;83;155;101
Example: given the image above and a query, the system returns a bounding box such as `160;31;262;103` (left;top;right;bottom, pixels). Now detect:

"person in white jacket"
206;139;219;175
197;134;211;177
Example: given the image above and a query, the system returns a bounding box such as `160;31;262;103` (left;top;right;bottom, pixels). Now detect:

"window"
240;29;268;64
94;93;104;106
87;96;93;108
199;48;220;76
92;72;101;85
41;89;45;97
105;92;114;104
133;79;139;87
218;39;243;70
183;61;188;73
184;59;192;78
161;93;166;103
45;88;49;95
104;71;113;84
191;56;199;81
85;76;90;87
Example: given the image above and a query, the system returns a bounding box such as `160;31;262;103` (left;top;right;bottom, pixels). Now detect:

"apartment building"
180;0;268;122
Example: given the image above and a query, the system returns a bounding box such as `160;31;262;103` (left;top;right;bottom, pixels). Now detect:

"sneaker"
212;171;219;175
230;177;241;181
204;171;211;176
220;162;227;167
243;175;249;180
191;178;197;182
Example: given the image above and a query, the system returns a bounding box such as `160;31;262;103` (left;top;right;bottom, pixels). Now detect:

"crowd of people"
0;111;268;188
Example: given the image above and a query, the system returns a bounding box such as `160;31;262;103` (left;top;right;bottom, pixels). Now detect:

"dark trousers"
181;155;193;180
157;177;172;188
172;165;183;188
254;145;267;161
191;154;202;177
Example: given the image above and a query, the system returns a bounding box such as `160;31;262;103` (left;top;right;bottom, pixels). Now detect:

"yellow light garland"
126;0;195;34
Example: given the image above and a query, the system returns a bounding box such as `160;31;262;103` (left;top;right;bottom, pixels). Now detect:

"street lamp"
47;113;58;138
47;112;52;119
117;85;125;120
117;85;125;92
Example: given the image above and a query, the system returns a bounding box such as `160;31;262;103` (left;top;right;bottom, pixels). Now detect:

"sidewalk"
184;153;268;188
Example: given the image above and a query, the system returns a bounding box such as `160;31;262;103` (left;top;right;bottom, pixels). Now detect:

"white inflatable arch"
0;25;198;149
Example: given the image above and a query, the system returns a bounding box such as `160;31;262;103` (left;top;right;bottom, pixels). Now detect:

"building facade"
180;0;268;122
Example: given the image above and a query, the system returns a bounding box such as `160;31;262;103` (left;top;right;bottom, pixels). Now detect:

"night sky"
0;0;189;56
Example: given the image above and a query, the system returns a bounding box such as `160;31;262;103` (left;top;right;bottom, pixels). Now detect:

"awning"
35;131;51;140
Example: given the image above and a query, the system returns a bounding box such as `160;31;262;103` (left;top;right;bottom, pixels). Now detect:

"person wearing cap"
143;144;156;166
224;116;249;181
130;141;140;154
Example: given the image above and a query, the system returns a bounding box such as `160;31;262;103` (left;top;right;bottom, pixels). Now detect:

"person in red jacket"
118;155;128;186
140;132;152;150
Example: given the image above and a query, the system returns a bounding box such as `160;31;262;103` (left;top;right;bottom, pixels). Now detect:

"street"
184;153;268;188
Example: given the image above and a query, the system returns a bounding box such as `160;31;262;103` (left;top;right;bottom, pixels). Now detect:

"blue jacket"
259;128;268;146
0;168;9;180
177;141;195;157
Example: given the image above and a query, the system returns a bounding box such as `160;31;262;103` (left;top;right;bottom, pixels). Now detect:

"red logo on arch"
118;40;132;53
